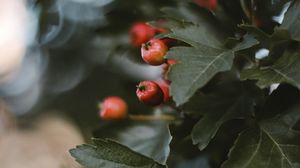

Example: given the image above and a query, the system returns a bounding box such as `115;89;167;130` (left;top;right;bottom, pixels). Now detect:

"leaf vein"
261;128;294;168
241;129;263;168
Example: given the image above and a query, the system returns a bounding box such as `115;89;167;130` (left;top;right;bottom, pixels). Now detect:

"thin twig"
128;114;176;121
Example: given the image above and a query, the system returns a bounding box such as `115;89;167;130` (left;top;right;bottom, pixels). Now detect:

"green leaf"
189;81;260;150
239;24;272;47
222;102;300;168
168;24;227;49
167;46;234;106
239;23;300;89
160;7;193;23
166;25;258;105
70;139;166;168
160;5;224;32
241;48;300;88
239;24;291;48
281;0;300;42
234;35;260;51
93;121;172;164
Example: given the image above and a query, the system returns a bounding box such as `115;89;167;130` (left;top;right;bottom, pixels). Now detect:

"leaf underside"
70;139;166;168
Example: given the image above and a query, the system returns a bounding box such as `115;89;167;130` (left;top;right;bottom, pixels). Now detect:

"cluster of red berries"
130;22;176;107
99;22;176;120
98;0;219;120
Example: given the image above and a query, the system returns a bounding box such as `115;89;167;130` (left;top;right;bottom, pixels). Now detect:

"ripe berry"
136;81;164;106
99;96;128;120
141;39;168;66
193;0;217;11
162;59;177;82
167;59;177;65
130;22;156;47
255;18;263;28
157;81;171;102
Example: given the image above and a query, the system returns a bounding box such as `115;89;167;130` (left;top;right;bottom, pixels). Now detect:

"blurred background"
0;0;173;167
0;0;291;167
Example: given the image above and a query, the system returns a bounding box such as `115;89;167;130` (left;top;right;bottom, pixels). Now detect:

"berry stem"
250;0;255;25
128;114;176;121
164;101;182;112
240;0;250;19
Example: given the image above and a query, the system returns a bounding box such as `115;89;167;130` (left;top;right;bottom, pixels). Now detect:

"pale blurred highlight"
0;0;28;81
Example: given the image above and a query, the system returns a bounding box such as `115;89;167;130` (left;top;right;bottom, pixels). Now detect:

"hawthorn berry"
130;22;156;47
99;96;128;120
193;0;217;11
157;81;171;102
255;18;263;28
162;59;177;82
141;39;168;66
136;81;164;106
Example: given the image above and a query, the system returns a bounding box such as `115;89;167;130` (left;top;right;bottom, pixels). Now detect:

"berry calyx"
136;81;164;106
141;39;168;66
130;22;156;47
99;96;128;120
193;0;217;11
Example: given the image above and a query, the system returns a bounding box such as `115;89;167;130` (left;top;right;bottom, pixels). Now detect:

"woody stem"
128;114;176;121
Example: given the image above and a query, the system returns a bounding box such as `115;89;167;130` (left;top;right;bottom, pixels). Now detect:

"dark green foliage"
57;0;300;167
70;139;166;168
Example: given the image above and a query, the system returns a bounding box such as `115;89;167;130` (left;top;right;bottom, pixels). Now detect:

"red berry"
193;0;217;11
162;63;169;72
99;96;128;120
130;22;156;47
167;59;177;65
255;18;263;28
136;81;164;106
141;39;168;66
157;81;171;102
162;60;177;82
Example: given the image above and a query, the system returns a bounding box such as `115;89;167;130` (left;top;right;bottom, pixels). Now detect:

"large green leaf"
239;24;292;49
189;81;260;150
93;121;172;165
166;26;258;105
222;102;300;168
160;5;227;34
70;139;166;168
168;24;226;49
241;48;300;88
238;1;300;90
239;23;300;89
281;0;300;42
167;46;233;106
